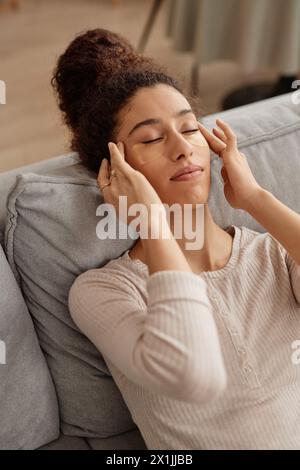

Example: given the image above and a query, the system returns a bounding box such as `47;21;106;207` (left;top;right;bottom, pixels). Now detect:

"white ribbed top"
68;225;300;450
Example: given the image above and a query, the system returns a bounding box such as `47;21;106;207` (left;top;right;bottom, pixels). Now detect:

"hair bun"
51;29;157;130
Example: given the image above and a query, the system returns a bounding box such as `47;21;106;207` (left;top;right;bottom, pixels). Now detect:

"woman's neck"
129;204;233;274
173;204;233;273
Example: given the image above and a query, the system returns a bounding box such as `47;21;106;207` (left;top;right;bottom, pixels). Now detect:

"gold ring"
100;181;111;191
100;170;117;191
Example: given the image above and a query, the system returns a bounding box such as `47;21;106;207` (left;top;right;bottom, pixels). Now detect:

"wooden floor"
0;0;278;173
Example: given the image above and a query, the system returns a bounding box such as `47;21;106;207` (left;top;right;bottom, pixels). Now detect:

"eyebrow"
127;109;195;137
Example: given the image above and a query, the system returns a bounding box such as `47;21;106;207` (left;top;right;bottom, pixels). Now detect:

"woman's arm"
68;265;227;405
245;189;300;266
198;119;300;265
198;118;300;305
136;207;194;275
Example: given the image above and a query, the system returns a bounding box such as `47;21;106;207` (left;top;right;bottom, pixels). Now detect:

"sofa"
0;91;299;450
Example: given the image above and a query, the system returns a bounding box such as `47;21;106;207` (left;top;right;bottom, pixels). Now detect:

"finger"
198;121;225;146
197;121;227;154
108;141;136;183
212;127;227;142
108;141;126;171
215;118;237;151
97;157;110;188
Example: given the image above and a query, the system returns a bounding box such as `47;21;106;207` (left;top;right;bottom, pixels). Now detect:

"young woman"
52;29;300;450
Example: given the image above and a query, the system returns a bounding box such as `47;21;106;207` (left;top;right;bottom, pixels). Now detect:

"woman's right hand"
97;141;165;229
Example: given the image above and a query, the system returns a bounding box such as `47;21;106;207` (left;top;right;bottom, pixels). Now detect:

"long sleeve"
284;252;300;306
278;244;300;307
68;268;227;404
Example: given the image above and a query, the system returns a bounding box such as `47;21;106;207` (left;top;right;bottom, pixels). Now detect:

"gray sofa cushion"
0;152;79;242
39;435;91;450
4;165;137;439
38;428;147;450
3;92;300;444
0;244;59;449
87;429;147;450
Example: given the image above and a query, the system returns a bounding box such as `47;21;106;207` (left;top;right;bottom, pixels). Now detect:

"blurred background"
0;0;299;172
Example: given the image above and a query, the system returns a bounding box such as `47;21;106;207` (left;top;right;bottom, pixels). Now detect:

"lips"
170;164;204;180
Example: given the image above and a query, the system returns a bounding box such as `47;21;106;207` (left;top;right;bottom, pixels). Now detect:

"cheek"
129;142;165;167
186;134;211;164
122;143;140;169
141;165;165;188
186;132;209;148
123;143;163;187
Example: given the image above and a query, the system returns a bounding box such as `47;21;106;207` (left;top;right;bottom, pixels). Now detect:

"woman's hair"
51;28;201;174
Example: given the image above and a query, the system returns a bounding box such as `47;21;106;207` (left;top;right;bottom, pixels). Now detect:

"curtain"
166;0;300;74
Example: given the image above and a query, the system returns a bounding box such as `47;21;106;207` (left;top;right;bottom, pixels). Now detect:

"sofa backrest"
0;153;79;245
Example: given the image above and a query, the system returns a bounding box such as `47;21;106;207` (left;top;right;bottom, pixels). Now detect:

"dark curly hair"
51;28;200;175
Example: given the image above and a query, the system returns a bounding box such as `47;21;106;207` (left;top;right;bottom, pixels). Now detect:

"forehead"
121;84;191;121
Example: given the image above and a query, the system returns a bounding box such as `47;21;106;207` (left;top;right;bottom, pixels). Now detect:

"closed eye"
142;129;199;144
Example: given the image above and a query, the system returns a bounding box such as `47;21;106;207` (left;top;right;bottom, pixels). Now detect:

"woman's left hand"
198;119;263;211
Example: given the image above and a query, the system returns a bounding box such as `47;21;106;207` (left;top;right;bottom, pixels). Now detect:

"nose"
168;131;194;161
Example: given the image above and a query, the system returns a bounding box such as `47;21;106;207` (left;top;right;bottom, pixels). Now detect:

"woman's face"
114;84;211;207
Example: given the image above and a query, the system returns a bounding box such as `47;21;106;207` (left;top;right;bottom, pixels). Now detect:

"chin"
164;192;208;207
